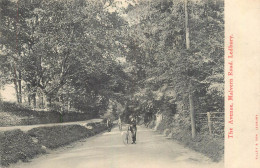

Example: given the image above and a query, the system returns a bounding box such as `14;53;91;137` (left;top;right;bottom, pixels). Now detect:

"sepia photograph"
0;0;256;167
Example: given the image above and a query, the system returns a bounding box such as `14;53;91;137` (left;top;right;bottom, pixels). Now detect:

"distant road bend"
0;119;102;132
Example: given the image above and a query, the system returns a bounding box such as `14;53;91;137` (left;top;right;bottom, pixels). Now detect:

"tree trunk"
28;94;31;106
189;81;196;139
18;70;22;103
12;63;19;103
32;92;36;109
184;0;195;138
41;94;44;109
49;97;52;106
184;0;190;49
67;99;70;112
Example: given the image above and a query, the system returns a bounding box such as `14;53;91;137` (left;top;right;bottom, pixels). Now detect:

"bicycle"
122;125;132;145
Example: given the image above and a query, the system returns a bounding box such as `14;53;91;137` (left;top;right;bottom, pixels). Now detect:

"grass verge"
27;123;106;149
151;119;224;162
171;130;224;162
0;122;107;167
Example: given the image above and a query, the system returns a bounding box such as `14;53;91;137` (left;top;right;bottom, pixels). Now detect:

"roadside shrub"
0;129;45;167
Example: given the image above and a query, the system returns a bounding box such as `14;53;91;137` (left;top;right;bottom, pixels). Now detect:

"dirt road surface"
10;125;224;168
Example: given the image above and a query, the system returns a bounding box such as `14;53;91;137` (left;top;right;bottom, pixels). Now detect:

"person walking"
129;116;137;144
107;118;112;132
118;116;122;131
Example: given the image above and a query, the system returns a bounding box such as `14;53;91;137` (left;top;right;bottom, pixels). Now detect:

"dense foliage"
123;0;224;129
0;0;224;135
1;0;132;116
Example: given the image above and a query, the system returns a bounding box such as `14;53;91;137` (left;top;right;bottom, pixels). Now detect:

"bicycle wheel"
127;132;132;144
122;131;132;145
122;132;127;145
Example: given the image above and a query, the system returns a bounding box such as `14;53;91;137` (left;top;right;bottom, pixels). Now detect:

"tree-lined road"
11;125;223;168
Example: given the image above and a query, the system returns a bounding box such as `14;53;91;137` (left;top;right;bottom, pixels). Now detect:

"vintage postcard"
0;0;259;168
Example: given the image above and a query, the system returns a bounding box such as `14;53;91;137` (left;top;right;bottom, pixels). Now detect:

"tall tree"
184;0;196;139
